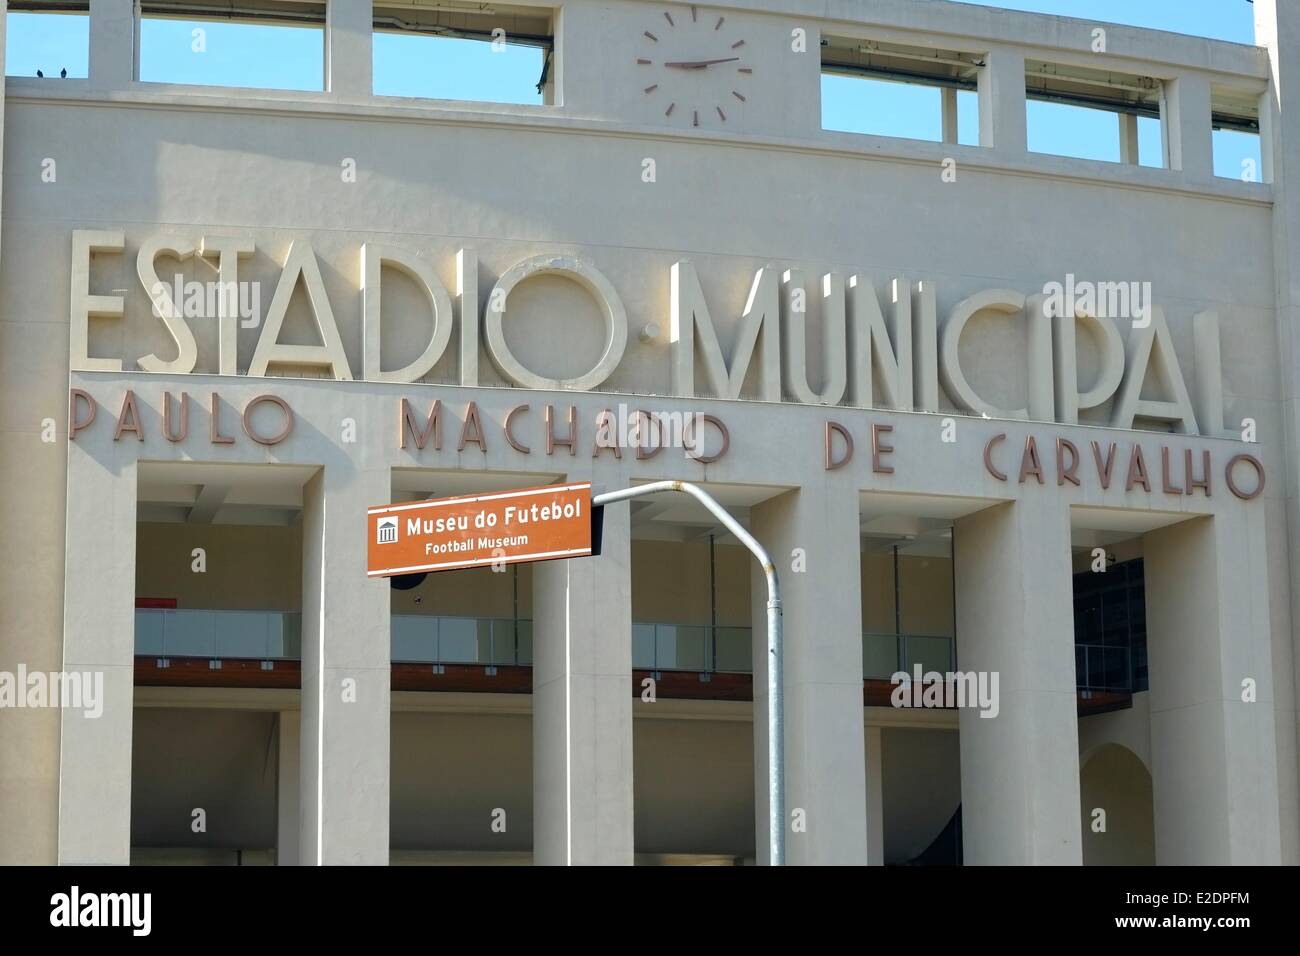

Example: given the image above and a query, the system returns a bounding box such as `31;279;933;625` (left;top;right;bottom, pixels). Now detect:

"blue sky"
5;1;1262;178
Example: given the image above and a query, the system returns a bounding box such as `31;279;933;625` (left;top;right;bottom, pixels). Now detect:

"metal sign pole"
592;480;786;866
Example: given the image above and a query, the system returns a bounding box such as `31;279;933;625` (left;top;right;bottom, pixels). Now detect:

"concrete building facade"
0;0;1297;865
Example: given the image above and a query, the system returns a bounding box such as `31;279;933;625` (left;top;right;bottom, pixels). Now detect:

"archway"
1080;744;1155;865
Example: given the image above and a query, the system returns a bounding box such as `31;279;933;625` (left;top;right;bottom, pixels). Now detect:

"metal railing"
134;609;301;660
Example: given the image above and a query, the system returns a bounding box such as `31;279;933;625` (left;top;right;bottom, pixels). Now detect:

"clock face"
637;6;752;127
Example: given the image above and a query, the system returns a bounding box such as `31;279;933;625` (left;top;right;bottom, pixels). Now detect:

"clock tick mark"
644;84;658;94
637;58;652;64
693;110;700;127
732;90;746;101
731;40;745;49
738;67;753;74
666;102;675;116
715;16;725;30
644;30;658;42
691;6;698;22
717;107;727;121
664;11;674;26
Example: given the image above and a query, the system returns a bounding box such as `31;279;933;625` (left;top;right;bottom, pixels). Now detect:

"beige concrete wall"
391;710;533;852
861;551;954;636
391;563;532;620
136;522;302;610
630;539;750;627
131;708;277;850
1079;744;1156;865
880;727;962;864
130;702;961;864
634;715;755;858
392;538;754;626
133;525;762;628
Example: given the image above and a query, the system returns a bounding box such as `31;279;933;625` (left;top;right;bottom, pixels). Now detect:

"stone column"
326;0;373;97
941;87;959;145
1254;0;1300;865
277;710;300;866
750;488;867;865
978;47;1027;154
0;0;61;867
1144;513;1282;864
1162;73;1214;179
299;466;390;865
1119;112;1140;165
953;498;1081;865
89;0;136;89
532;497;634;865
57;447;138;864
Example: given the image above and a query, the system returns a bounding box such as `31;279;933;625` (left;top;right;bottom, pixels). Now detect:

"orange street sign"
368;482;593;577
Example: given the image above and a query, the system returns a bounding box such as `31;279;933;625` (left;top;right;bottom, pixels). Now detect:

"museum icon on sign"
376;518;398;544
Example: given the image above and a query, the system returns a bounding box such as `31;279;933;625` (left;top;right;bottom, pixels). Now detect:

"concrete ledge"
4;82;1273;208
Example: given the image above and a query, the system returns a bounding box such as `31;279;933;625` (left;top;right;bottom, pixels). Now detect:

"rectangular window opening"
821;34;981;145
1025;59;1164;167
139;1;326;92
5;2;90;80
373;2;554;106
1212;84;1263;182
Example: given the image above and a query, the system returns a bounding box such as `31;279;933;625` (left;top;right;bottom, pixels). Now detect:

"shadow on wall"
881;728;962;864
131;708;277;851
1080;743;1155;865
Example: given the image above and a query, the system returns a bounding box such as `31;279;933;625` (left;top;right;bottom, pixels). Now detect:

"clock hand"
663;56;742;68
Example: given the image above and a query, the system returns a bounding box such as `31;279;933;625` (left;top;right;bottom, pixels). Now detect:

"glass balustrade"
136;612;1117;692
391;616;532;665
863;632;956;680
134;609;301;660
631;623;756;673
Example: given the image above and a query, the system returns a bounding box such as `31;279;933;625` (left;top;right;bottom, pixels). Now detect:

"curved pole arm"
592;480;786;866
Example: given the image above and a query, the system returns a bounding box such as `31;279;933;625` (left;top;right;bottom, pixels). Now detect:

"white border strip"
368;546;593;577
368;483;590;516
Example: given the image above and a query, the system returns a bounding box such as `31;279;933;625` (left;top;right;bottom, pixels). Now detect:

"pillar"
953;498;1081;865
299;466;390;865
57;449;138;864
0;0;61;867
1144;513;1282;864
941;87;959;145
326;0;373;97
89;0;136;90
750;488;867;865
277;710;300;866
1162;73;1214;178
1255;0;1300;865
978;48;1026;153
532;498;633;865
1119;112;1140;165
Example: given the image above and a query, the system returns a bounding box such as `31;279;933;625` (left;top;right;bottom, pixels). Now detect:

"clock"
636;5;753;127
